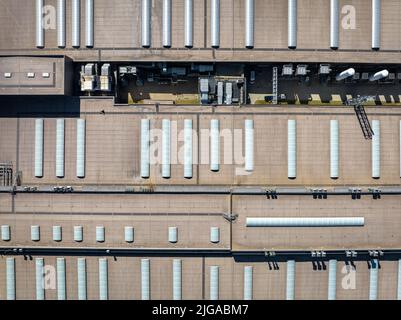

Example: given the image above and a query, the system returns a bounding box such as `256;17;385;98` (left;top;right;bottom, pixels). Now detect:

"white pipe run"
246;217;365;227
245;0;254;49
56;258;66;300
288;0;297;49
336;68;355;81
287;120;297;179
286;260;295;300
371;120;380;178
369;259;379;300
243;266;253;300
184;0;193;48
35;119;44;178
330;120;339;179
72;0;81;48
211;0;220;48
141;0;151;48
77;258;87;300
210;266;219;300
210;119;220;171
184;119;193;178
36;0;44;48
162;0;172;48
76;119;86;178
372;0;381;50
85;0;94;48
162;119;171;178
369;70;388;81
141;259;150;300
330;0;339;49
173;259;182;300
57;0;66;48
328;260;337;300
6;258;15;300
56;119;65;178
99;258;108;300
140;119;150;178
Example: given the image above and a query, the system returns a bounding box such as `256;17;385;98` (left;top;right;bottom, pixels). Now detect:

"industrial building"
1;0;401;301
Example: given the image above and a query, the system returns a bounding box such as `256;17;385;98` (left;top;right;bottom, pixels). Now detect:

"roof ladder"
272;67;278;105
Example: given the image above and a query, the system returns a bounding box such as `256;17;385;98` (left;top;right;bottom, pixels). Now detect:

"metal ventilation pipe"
245;0;254;49
369;70;388;81
72;0;81;48
372;0;381;50
36;0;44;48
162;0;172;48
57;0;66;48
211;0;220;48
85;0;94;48
141;0;151;48
336;68;355;81
330;0;339;49
184;0;193;48
288;0;297;49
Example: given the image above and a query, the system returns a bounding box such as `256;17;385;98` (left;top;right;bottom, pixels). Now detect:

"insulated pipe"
77;258;87;300
397;259;401;300
246;217;365;227
330;0;339;49
369;259;379;300
244;266;253;300
173;259;182;300
245;0;254;49
141;119;150;178
330;120;339;179
162;119;171;178
288;120;297;179
35;258;45;300
336;68;355;81
328;260;337;300
210;266;219;300
35;119;44;178
141;259;150;300
184;0;193;48
76;119;86;178
56;119;65;178
99;258;108;300
57;258;66;300
36;0;44;48
184;119;193;178
85;0;94;48
288;0;297;49
210;119;220;172
369;70;388;81
162;0;172;48
211;0;220;48
141;0;151;48
371;120;380;178
72;0;81;48
6;258;15;300
286;260;295;300
57;0;66;48
372;0;381;50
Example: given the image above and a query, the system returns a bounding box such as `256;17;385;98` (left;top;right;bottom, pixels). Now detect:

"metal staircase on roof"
345;95;376;140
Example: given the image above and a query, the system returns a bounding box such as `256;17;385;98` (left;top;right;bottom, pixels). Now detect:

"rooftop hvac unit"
295;65;309;76
4;72;12;78
217;82;224;105
282;64;294;76
225;82;233;105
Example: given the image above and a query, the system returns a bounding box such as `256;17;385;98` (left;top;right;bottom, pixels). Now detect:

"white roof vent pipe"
336;68;355;81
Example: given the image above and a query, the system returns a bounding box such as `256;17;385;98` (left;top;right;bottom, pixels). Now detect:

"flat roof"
1;0;401;63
